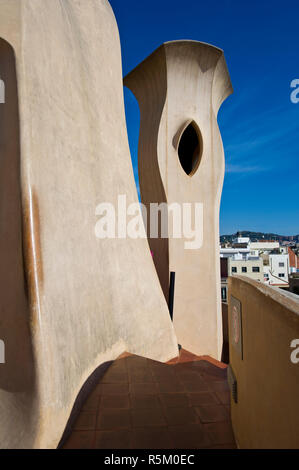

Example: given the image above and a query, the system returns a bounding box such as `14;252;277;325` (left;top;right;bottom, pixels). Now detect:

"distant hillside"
220;232;299;243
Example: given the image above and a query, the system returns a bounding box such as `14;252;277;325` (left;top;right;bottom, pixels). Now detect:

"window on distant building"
242;267;247;273
252;267;260;273
232;267;237;273
279;273;285;278
221;287;227;302
279;262;284;267
264;273;269;279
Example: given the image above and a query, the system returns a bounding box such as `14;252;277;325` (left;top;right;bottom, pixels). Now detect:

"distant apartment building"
229;257;264;282
220;248;250;259
232;237;250;244
220;237;292;297
220;258;228;303
280;246;289;254
249;241;280;253
231;236;250;249
263;254;289;287
289;273;299;295
288;247;299;274
220;256;264;303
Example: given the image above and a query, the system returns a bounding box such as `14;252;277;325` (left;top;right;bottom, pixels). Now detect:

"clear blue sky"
110;0;299;236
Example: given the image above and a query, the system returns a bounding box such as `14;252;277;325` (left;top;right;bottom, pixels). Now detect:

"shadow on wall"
0;38;35;393
221;302;229;364
123;80;170;304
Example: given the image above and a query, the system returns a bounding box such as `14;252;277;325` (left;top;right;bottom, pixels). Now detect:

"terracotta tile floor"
63;350;236;449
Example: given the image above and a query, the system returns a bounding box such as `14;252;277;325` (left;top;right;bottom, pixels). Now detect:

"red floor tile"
183;379;209;393
188;392;219;406
159;392;189;408
131;407;167;427
130;393;161;409
94;430;134;449
63;430;95;449
168;424;211;449
132;427;173;449
196;405;230;424
131;382;159;395
158;380;185;393
95;383;129;395
82;391;101;411
101;394;130;409
163;406;198;426
97;408;131;431
73;411;97;431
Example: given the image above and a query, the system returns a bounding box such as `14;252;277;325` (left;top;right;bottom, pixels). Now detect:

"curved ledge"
230;275;299;317
228;275;299;449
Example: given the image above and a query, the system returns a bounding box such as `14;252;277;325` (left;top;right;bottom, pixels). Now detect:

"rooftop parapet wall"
228;276;299;449
0;0;178;449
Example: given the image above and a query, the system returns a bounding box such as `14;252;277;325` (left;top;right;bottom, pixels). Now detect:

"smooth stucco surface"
229;276;299;449
124;42;233;359
0;0;178;449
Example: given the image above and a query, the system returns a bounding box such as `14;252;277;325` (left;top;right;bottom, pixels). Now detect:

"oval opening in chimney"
178;122;202;176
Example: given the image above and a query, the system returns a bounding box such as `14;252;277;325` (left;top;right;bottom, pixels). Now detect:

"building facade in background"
220;236;299;299
263;254;289;287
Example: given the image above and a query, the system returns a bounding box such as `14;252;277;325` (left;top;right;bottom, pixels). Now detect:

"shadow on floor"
62;350;236;449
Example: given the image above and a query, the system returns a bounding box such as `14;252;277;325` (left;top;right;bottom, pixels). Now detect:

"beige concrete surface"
228;276;299;449
0;0;178;449
124;41;233;360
